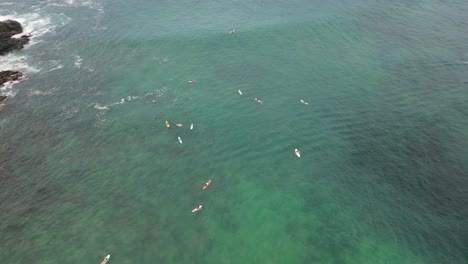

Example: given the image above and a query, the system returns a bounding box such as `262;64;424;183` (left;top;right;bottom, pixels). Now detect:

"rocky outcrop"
0;20;22;37
0;20;30;55
0;20;30;101
0;35;29;55
0;70;22;86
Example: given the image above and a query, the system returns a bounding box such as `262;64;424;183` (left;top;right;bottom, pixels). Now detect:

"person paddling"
192;205;203;213
203;180;212;190
101;255;110;264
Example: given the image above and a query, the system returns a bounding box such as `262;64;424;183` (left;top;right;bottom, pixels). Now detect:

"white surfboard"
190;123;194;130
178;137;183;144
192;205;203;212
238;89;243;95
295;148;301;158
300;99;309;105
101;255;110;264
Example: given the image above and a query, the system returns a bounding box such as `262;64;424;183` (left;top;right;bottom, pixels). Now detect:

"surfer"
300;99;309;105
295;148;301;158
229;29;236;34
176;123;183;127
203;180;212;190
192;205;203;213
165;120;171;129
101;255;110;264
188;80;197;84
255;98;263;104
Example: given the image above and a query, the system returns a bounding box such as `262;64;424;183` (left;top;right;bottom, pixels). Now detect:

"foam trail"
93;88;169;111
48;64;63;72
94;104;109;110
48;0;104;15
74;55;82;68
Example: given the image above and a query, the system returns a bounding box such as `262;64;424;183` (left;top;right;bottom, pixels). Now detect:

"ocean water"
1;0;468;263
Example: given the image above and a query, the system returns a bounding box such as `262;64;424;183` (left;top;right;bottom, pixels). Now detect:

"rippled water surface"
1;0;468;263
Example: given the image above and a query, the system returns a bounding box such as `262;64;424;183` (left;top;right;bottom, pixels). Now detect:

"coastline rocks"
0;20;30;103
0;70;23;102
0;20;22;38
0;70;22;84
0;20;30;55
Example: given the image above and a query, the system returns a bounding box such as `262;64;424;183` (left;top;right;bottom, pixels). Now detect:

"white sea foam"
49;64;63;71
0;55;32;97
93;88;169;111
0;54;40;73
0;80;22;97
94;110;112;128
0;12;70;46
48;0;104;15
0;11;70;97
47;60;64;72
27;86;57;96
94;104;109;110
73;55;96;72
29;90;52;96
61;104;80;118
74;55;82;68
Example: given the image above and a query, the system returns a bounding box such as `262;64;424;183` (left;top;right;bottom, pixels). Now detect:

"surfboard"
192;205;202;212
295;148;301;158
101;255;110;264
203;180;212;190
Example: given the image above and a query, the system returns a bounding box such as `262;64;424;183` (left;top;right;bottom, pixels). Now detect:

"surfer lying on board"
203;180;212;190
101;255;110;264
255;98;263;104
192;205;203;213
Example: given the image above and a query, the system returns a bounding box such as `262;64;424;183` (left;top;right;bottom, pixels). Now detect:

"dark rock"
0;70;22;87
0;36;29;55
0;20;29;55
0;20;23;38
0;20;29;100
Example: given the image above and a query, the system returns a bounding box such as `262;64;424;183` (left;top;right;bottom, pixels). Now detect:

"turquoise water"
1;0;468;263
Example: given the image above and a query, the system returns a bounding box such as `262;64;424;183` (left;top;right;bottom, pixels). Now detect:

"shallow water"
1;0;468;263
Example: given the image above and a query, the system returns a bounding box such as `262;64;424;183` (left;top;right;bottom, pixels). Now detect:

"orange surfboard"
203;180;212;190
